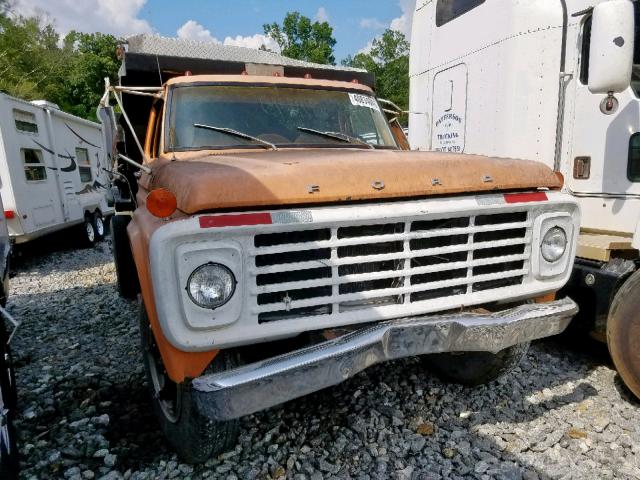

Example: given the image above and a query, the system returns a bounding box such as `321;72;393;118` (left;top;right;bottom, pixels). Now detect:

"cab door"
431;63;468;153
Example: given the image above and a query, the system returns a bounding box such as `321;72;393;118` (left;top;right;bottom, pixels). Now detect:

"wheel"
0;319;18;479
80;215;96;248
110;215;140;300
421;342;530;386
139;303;240;463
93;213;105;241
607;269;640;400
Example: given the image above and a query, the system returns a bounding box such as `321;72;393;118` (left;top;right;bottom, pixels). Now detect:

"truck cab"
409;0;640;398
101;35;580;463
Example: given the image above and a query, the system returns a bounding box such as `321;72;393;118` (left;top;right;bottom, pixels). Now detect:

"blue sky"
13;0;414;62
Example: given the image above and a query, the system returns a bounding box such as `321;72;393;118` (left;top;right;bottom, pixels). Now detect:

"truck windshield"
634;1;640;97
167;85;397;151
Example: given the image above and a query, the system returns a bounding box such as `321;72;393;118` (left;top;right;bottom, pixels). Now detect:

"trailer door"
431;64;468;153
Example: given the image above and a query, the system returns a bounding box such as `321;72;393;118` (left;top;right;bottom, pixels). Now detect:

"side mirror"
97;105;119;168
588;0;635;94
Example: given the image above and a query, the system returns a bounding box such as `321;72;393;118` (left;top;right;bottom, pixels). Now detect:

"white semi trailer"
409;0;640;398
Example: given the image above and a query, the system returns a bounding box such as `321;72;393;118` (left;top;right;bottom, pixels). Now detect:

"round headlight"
187;263;236;309
541;227;567;263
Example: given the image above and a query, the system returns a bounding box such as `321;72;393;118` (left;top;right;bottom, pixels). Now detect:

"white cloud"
359;18;387;30
11;0;153;37
223;34;279;51
177;19;218;43
177;20;280;52
356;0;415;54
389;0;415;38
315;7;329;23
358;40;374;55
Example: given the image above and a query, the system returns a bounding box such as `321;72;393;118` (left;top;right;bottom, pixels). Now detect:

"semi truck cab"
409;0;640;398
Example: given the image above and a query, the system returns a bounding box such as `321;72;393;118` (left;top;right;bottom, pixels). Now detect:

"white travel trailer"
409;0;640;398
0;93;113;245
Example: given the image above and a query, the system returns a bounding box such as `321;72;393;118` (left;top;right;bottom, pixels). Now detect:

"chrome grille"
251;211;531;323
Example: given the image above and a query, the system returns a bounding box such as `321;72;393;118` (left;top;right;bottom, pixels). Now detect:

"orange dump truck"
99;35;580;463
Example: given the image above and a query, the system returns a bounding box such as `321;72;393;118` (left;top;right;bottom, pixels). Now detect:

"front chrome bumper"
192;297;578;421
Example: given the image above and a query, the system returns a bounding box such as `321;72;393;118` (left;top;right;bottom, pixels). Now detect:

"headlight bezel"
187;262;237;310
540;226;568;263
532;212;576;280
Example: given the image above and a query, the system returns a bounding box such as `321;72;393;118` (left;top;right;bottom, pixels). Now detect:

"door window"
436;0;485;27
629;133;640;181
76;148;92;183
21;149;47;182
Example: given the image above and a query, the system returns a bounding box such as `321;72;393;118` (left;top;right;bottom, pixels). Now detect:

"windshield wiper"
194;124;278;150
297;127;374;149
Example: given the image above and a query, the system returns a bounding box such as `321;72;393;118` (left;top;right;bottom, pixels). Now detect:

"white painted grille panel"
149;192;580;351
251;212;532;323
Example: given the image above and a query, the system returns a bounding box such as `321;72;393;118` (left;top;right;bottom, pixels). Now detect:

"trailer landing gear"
607;269;640;400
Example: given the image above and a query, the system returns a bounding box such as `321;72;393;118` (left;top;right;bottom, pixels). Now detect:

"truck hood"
150;149;562;214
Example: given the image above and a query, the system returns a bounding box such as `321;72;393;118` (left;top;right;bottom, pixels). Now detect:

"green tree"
59;31;121;120
0;8;120;120
264;11;336;65
0;14;65;100
343;30;410;113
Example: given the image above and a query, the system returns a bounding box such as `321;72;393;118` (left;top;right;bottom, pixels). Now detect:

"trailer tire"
607;269;640;400
421;342;530;386
139;304;240;464
93;212;105;241
111;215;140;300
0;319;19;479
80;215;96;248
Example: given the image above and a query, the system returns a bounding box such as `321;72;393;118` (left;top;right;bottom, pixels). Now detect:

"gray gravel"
7;238;640;479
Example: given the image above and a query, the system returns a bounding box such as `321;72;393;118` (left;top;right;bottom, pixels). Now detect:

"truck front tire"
110;215;140;300
139;304;240;464
607;269;640;400
421;342;530;386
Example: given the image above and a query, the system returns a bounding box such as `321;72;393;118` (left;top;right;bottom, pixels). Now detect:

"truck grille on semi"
251;211;531;323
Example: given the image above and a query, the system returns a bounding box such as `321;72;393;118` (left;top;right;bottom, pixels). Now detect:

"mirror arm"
118;154;152;175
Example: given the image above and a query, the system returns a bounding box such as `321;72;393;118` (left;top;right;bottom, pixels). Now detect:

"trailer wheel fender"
607;267;640;400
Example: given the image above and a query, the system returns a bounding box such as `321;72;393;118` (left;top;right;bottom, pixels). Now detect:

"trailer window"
629;133;640;182
13;110;38;134
436;0;485;27
76;148;92;183
21;149;47;182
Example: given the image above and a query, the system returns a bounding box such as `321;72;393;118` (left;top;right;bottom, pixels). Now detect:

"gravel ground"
6;235;640;480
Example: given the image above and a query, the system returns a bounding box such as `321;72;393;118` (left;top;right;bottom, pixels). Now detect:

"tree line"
0;5;409;121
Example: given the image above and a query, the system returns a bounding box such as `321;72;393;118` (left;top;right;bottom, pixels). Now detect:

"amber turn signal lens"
147;188;177;218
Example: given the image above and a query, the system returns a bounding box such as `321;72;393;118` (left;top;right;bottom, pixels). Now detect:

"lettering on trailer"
433;112;464;153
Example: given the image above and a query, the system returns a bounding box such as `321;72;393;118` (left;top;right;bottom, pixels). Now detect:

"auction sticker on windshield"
349;93;381;112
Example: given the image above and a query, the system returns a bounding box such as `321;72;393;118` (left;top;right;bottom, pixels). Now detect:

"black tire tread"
607;268;640;400
139;304;239;463
422;342;530;386
93;212;105;241
0;319;18;478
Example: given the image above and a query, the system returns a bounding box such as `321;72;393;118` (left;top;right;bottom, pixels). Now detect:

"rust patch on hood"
148;149;562;214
